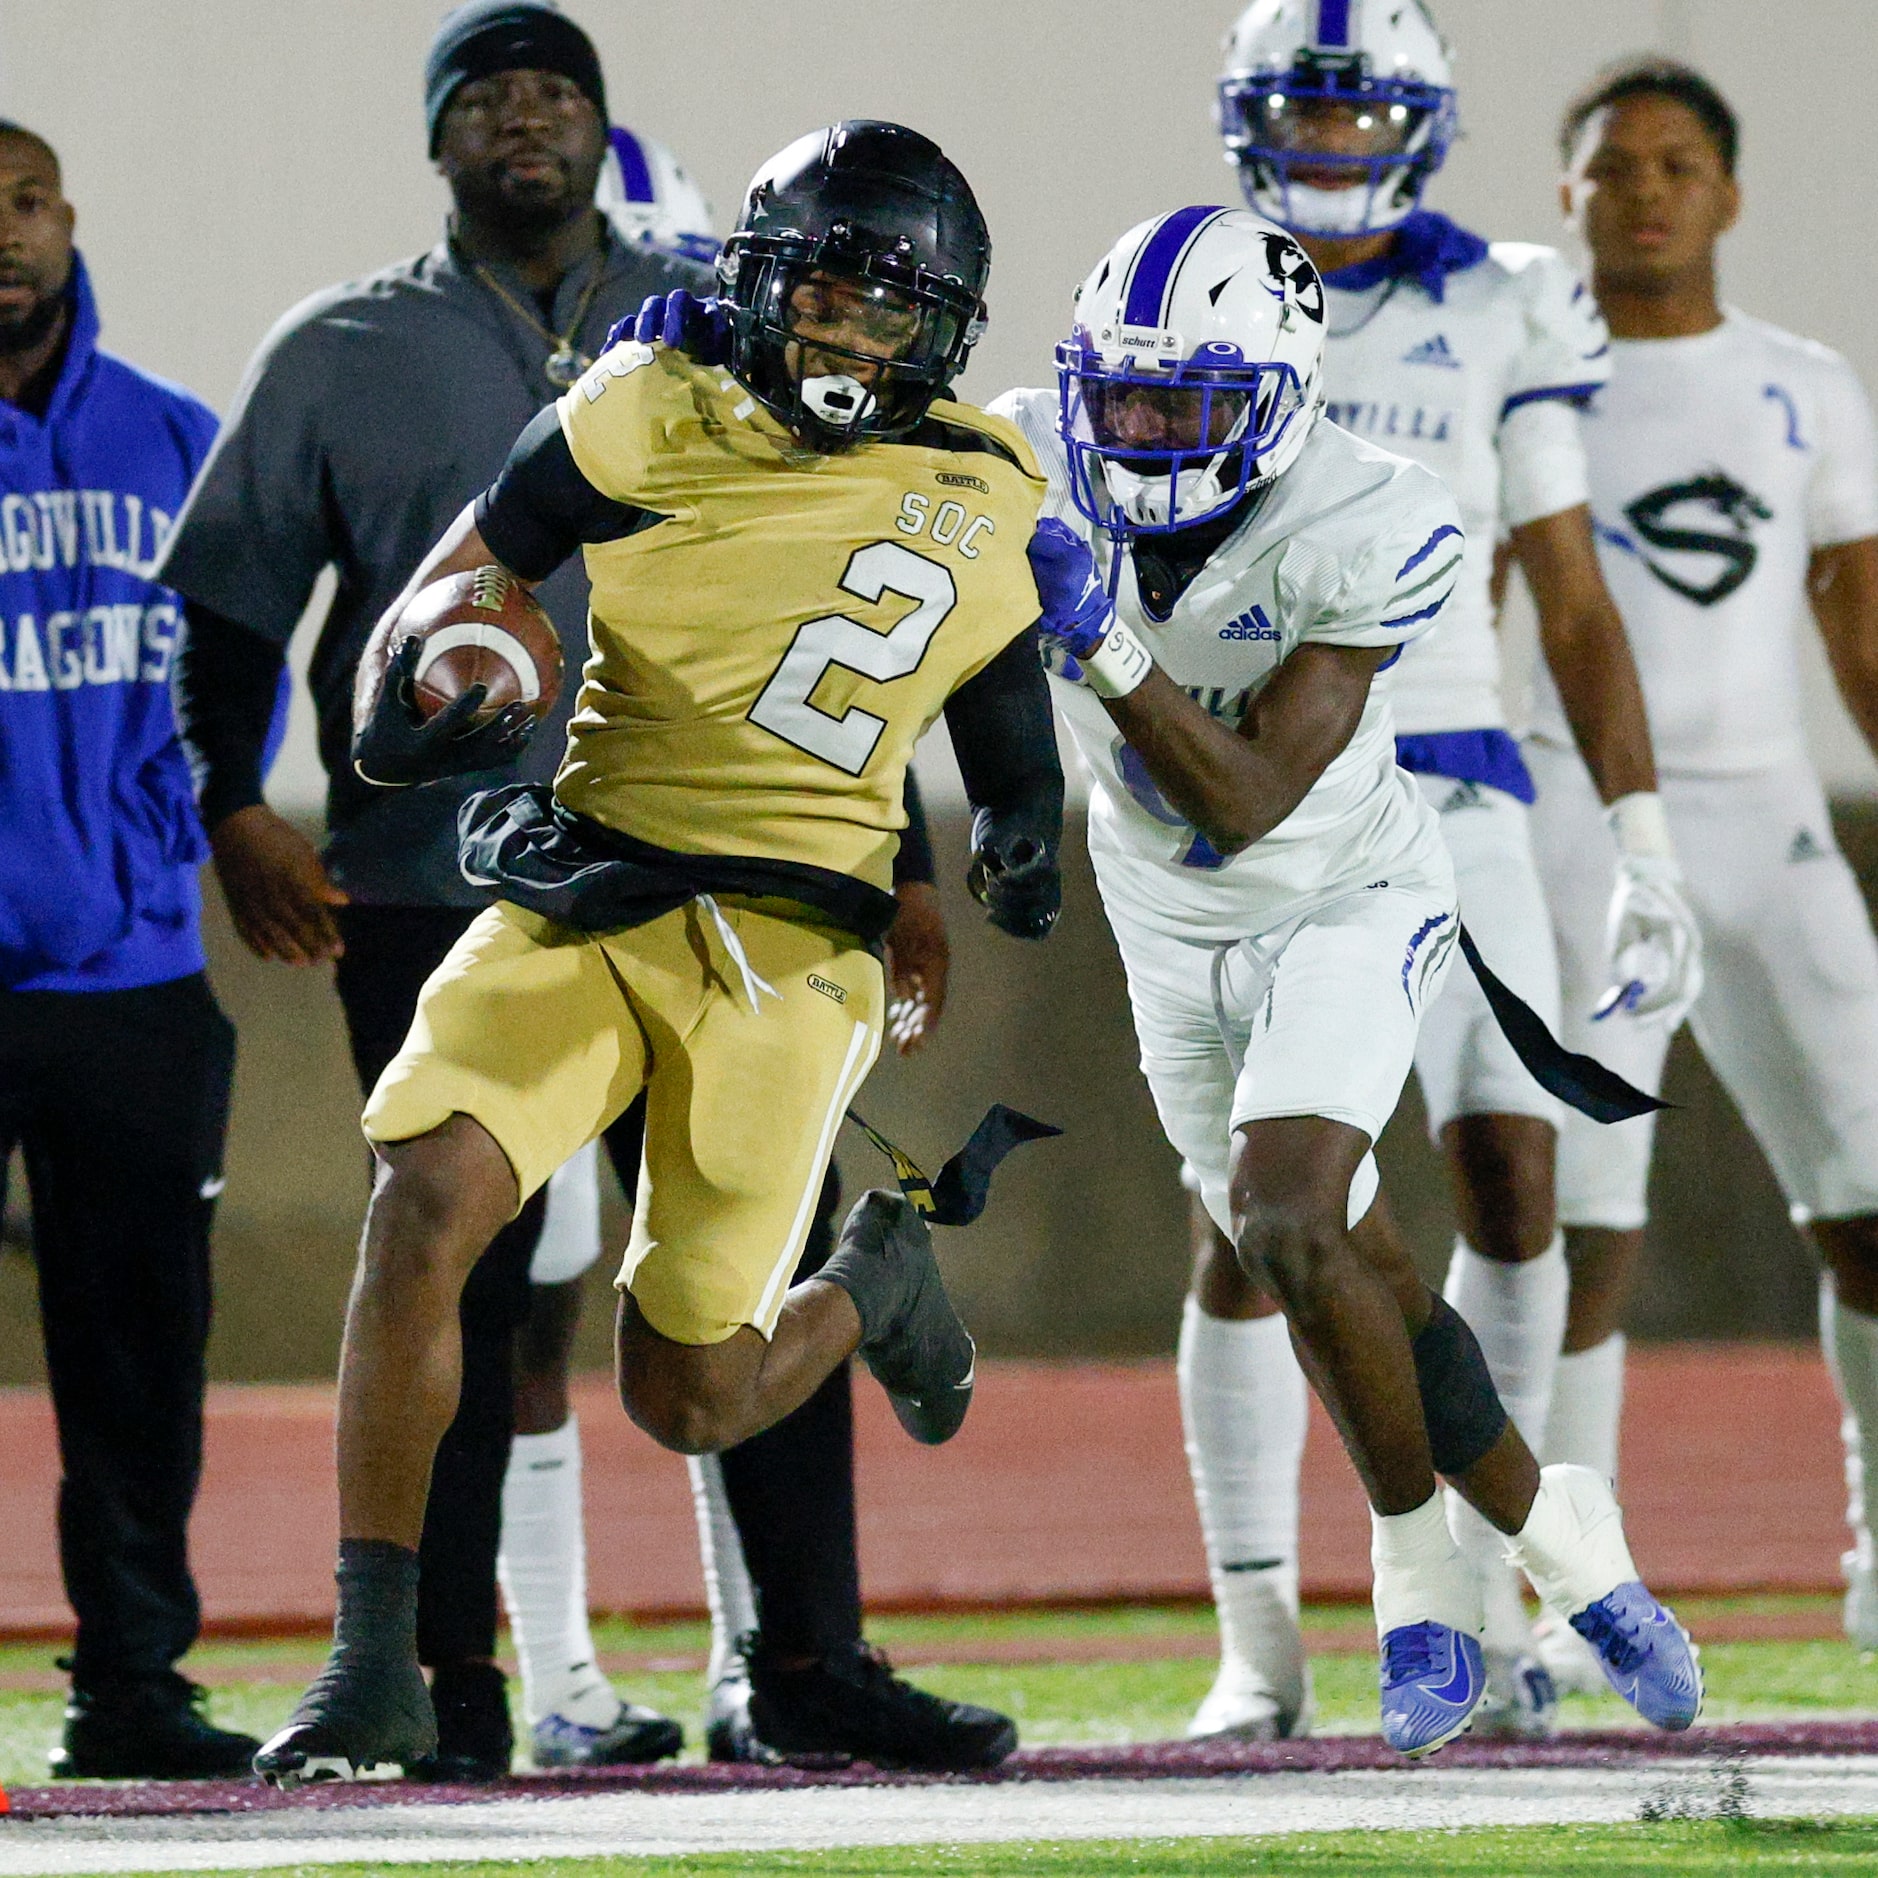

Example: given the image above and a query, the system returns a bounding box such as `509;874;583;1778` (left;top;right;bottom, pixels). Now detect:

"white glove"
1595;793;1704;1029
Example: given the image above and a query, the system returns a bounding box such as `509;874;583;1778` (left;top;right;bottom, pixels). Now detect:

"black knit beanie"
425;1;607;154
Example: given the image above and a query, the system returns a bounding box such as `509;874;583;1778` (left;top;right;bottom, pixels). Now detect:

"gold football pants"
363;897;884;1344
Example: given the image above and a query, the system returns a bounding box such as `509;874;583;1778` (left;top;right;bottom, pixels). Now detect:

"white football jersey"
1324;242;1608;733
1530;311;1878;774
991;387;1460;942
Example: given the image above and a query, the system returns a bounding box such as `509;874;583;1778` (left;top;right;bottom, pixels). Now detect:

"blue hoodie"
0;255;219;992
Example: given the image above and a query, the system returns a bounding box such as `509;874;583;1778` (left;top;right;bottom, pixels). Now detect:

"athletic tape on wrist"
1081;620;1153;700
1607;791;1674;861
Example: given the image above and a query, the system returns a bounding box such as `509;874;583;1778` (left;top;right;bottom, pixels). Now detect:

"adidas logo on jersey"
1789;828;1831;863
1219;605;1280;642
1401;333;1462;369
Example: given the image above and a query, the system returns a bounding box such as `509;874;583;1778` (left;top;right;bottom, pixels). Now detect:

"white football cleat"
1843;1542;1878;1651
1191;1565;1313;1740
1187;1653;1313;1741
1471;1648;1559;1740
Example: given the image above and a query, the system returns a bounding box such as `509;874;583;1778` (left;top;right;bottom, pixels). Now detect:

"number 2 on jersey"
748;541;956;774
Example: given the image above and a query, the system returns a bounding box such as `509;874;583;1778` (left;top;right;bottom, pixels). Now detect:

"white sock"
1443;1235;1568;1451
499;1416;619;1729
1543;1333;1626;1486
1820;1276;1878;1568
1372;1493;1480;1639
1177;1298;1308;1671
688;1453;758;1686
1442;1234;1568;1656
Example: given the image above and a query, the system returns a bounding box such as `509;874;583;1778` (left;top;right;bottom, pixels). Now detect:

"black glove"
351;636;536;787
968;806;1061;941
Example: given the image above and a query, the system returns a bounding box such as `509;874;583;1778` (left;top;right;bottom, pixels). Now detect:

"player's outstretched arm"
1027;520;1381;856
944;631;1065;941
1515;504;1657;803
1809;535;1878;763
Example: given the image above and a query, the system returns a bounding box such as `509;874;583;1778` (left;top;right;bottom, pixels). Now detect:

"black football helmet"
717;121;991;450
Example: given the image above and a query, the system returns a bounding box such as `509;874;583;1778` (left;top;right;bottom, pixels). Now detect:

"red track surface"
0;1344;1848;1636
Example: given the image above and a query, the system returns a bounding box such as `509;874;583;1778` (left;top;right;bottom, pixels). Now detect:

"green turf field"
2;1595;1875;1790
116;1820;1878;1875
8;1599;1878;1876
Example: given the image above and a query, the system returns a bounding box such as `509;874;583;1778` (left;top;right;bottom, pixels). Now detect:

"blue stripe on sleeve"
1396;524;1463;581
1501;381;1603;421
1380;587;1455;631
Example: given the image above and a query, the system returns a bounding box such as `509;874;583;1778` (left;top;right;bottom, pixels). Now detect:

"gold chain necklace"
471;241;607;389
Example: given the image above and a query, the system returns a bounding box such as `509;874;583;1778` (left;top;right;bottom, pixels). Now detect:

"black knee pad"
1411;1295;1508;1478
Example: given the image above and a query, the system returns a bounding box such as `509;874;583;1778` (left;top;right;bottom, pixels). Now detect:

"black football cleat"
826;1190;976;1445
252;1647;437;1789
745;1635;1017;1772
50;1670;261;1780
407;1660;514;1782
703;1660;777;1765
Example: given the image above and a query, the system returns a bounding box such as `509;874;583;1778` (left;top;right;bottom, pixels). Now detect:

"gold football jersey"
553;343;1047;890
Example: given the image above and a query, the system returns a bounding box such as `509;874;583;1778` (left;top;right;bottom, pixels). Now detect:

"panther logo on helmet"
1260;230;1327;323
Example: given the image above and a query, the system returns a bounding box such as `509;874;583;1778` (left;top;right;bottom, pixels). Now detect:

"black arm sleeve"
173;601;288;832
473;404;661;582
893;769;936;887
942;628;1065;828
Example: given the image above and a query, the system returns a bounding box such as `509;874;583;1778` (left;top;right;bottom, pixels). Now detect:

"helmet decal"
1122;205;1230;330
1259;230;1326;322
1315;0;1353;47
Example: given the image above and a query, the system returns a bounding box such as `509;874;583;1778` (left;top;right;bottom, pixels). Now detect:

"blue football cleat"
1570;1581;1704;1730
1507;1466;1704;1734
1378;1621;1485;1757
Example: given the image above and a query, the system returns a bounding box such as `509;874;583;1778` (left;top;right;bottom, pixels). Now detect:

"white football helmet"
1058;206;1327;538
1218;0;1457;238
596;125;718;264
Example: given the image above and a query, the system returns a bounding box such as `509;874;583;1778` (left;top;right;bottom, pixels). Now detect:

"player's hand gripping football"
1595;794;1704;1029
352;635;536;788
617;290;733;366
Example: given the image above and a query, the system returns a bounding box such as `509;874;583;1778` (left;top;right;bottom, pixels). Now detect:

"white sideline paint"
1;1760;1876;1874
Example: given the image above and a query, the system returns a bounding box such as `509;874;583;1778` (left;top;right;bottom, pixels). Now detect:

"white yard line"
0;1759;1873;1875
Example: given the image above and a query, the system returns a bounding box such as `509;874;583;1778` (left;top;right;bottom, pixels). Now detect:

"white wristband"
1082;619;1153;700
1606;791;1674;861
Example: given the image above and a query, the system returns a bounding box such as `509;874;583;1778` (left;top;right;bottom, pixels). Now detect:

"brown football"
397;565;563;724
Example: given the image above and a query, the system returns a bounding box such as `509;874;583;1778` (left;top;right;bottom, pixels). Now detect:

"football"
397;565;563;725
